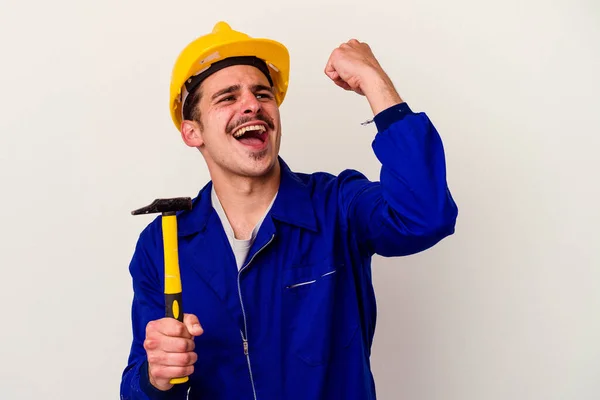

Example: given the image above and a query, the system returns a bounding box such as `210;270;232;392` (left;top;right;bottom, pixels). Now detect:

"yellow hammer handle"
162;214;189;385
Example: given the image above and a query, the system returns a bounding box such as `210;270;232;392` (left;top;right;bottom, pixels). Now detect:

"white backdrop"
1;0;599;399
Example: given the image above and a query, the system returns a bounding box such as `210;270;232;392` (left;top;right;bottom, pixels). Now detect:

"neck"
210;162;281;239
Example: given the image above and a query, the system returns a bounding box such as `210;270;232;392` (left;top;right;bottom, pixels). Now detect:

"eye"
218;96;235;103
256;92;273;100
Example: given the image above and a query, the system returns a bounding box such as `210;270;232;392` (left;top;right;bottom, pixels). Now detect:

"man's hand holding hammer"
143;313;203;391
131;198;201;391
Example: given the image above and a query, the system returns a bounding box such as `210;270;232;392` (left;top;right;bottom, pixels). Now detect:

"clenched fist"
325;39;403;115
144;313;204;391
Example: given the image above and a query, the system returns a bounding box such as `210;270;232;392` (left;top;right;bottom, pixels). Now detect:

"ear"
180;120;204;148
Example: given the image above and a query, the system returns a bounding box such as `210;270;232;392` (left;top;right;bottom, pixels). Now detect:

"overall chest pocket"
282;261;358;366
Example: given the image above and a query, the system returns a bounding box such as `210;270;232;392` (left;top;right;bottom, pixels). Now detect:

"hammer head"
131;197;193;216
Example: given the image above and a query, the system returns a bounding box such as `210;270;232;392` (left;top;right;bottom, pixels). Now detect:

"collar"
177;157;318;236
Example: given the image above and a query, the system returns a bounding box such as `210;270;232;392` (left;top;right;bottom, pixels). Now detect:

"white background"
1;0;599;399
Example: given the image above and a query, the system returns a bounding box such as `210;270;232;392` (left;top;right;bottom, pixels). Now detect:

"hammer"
132;197;193;385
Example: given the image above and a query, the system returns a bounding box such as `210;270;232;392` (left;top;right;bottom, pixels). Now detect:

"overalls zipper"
237;234;275;400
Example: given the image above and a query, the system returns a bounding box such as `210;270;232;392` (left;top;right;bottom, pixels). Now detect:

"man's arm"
326;40;458;256
121;223;200;399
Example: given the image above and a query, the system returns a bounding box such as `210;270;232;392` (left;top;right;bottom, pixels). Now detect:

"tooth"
234;127;246;137
233;125;266;138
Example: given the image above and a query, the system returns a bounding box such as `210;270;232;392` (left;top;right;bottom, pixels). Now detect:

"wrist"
361;70;403;115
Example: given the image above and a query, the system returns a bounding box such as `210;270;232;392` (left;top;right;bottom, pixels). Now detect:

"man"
121;21;458;399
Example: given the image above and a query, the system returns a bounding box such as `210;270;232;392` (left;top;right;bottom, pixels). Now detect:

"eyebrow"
211;84;273;101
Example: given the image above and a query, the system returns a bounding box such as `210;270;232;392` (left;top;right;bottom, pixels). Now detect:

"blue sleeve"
373;101;414;132
338;102;458;257
120;222;190;399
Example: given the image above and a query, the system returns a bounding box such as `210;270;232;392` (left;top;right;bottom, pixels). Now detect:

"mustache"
226;114;275;134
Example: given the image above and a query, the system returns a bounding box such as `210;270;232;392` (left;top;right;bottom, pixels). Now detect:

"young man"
121;21;458;399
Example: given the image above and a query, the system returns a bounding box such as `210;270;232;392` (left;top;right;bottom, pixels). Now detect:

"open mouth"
232;124;268;146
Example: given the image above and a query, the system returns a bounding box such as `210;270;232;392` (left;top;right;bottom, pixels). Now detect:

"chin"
239;152;278;177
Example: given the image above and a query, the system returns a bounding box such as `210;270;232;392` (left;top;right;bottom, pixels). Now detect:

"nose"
239;90;261;115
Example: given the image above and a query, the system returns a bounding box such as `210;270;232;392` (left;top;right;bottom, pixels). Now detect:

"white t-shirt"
211;186;277;270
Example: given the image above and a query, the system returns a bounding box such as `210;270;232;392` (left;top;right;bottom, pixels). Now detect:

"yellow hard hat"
169;21;290;130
